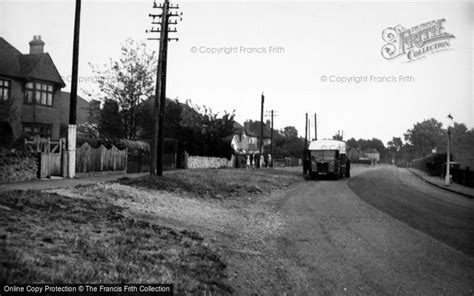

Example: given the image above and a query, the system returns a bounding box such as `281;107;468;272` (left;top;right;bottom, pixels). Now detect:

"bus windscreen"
311;150;337;161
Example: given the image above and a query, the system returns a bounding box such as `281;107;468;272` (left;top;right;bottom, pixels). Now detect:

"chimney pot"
29;35;45;54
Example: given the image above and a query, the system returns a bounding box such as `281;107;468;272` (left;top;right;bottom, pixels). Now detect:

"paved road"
349;166;474;257
274;165;474;295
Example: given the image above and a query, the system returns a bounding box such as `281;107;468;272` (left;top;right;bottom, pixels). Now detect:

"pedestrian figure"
260;154;264;168
246;155;250;169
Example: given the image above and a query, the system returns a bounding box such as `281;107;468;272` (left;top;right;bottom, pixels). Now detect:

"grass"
118;168;303;199
0;190;232;295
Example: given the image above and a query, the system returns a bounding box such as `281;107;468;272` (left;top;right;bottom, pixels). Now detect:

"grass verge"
118;168;302;199
0;190;232;295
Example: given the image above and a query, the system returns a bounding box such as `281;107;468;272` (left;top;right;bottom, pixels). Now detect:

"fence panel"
76;143;127;173
451;167;474;188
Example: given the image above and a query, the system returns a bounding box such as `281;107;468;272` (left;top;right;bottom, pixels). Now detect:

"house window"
23;123;52;138
0;79;11;101
24;81;54;106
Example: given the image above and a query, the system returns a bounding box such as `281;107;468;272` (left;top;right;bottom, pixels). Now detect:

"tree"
346;137;358;149
137;98;184;140
283;126;298;138
444;122;474;168
90;38;157;139
345;137;387;160
272;127;305;158
137;98;236;158
404;118;445;157
201;109;236;158
99;99;124;139
332;131;343;141
387;137;403;152
369;138;387;159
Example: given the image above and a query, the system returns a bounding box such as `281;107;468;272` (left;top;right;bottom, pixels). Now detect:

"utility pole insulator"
147;0;182;176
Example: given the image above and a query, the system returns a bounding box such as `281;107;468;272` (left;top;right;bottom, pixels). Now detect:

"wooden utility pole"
266;109;277;167
314;113;317;140
147;0;181;176
304;113;308;149
260;92;264;154
67;0;81;178
270;110;274;158
270;109;273;167
308;118;311;143
69;0;81;126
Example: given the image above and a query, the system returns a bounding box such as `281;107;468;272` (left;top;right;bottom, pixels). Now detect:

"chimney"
29;35;45;54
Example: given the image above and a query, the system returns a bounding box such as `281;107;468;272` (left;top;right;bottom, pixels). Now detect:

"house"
348;147;380;163
231;120;272;154
0;35;91;146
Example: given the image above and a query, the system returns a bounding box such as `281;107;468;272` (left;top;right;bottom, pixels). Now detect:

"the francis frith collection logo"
381;19;455;62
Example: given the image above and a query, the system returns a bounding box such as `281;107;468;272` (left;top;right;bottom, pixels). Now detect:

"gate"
25;137;64;178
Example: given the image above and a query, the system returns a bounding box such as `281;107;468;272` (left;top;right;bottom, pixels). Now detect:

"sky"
0;0;473;144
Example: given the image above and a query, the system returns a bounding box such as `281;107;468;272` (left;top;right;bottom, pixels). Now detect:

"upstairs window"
0;79;11;101
24;81;54;106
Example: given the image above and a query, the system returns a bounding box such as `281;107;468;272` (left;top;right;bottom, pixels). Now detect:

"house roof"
243;120;271;139
0;37;65;87
233;121;244;134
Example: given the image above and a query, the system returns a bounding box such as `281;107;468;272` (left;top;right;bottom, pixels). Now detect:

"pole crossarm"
146;0;182;176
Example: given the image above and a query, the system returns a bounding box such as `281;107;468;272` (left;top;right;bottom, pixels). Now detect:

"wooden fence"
25;137;63;178
76;143;127;173
127;152;177;173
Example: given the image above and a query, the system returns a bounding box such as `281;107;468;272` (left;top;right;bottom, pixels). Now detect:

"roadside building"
231;120;272;154
0;35;92;146
348;147;380;164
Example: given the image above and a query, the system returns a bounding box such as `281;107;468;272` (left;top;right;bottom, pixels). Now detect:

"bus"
303;139;350;180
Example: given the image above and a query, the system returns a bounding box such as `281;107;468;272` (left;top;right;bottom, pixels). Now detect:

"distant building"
231;120;272;154
348;148;380;163
0;35;92;145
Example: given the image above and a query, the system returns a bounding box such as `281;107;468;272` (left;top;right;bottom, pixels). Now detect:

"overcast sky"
1;0;472;144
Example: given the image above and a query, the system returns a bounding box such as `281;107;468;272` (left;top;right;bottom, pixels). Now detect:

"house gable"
0;37;23;78
0;37;65;87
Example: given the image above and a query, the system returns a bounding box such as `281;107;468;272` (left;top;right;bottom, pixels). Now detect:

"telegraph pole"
260;92;264;155
67;0;81;178
265;109;277;167
304;113;308;149
314;113;317;141
147;0;181;176
308;118;311;142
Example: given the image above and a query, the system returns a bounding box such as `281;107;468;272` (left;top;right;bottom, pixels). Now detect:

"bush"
0;148;38;183
412;153;452;176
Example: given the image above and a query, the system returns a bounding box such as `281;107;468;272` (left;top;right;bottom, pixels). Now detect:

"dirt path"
45;182;292;294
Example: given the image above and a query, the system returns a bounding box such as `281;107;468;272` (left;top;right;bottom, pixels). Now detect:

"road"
16;165;473;294
271;165;474;295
